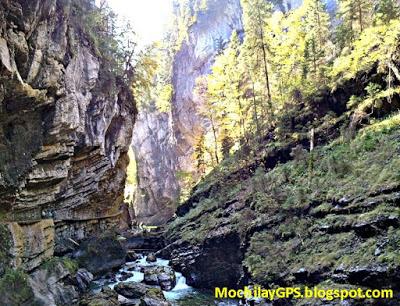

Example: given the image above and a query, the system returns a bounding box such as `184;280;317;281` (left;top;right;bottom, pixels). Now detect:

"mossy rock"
0;269;39;306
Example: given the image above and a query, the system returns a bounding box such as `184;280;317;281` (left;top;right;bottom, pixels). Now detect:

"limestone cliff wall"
132;0;243;224
0;0;136;258
7;220;54;271
132;110;179;225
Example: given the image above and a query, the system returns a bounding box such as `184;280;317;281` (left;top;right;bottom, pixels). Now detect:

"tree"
193;133;207;176
302;0;331;83
220;129;234;160
374;0;400;24
131;45;159;110
242;0;274;114
194;76;220;166
207;31;247;142
337;0;374;46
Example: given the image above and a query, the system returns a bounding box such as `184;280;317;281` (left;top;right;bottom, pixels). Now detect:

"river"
91;254;241;305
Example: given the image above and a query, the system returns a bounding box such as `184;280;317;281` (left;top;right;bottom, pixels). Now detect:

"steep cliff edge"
0;0;136;270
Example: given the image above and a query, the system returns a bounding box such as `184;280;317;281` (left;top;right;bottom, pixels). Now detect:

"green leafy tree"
193;133;207;175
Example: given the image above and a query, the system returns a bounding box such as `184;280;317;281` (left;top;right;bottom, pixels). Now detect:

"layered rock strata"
0;0;136;266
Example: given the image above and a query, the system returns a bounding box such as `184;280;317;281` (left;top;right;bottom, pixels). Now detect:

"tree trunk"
210;116;219;164
256;7;272;111
251;80;261;138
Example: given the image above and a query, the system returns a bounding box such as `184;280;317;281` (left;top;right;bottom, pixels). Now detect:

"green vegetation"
190;0;400;178
71;0;136;77
156;84;174;113
176;170;196;204
0;269;38;306
41;257;79;275
167;118;400;285
132;41;175;113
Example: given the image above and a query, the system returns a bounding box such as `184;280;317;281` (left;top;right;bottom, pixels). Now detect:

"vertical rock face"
272;0;337;14
132;111;179;225
0;0;136;254
132;0;243;224
171;0;243;174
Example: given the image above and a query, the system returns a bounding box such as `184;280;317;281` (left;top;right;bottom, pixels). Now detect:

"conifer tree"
374;0;400;24
302;0;331;82
241;0;274;113
337;0;374;46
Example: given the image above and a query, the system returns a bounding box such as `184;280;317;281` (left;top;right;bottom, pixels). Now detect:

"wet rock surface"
115;282;159;300
168;229;244;288
88;252;191;306
143;266;176;291
75;269;94;292
145;253;157;263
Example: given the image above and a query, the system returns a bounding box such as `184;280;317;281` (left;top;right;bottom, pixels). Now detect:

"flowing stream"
91;253;240;306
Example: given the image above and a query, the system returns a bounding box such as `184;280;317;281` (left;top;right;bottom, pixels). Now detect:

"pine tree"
374;0;400;24
337;0;374;45
193;134;206;175
241;0;274;114
220;129;234;160
302;0;331;82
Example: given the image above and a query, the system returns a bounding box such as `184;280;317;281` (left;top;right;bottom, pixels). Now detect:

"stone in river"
143;266;176;291
146;253;157;263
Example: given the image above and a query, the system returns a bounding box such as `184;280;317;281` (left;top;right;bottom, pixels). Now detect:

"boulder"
74;235;126;275
119;294;141;306
115;282;170;305
80;287;119;306
143;266;176;291
139;287;170;306
158;271;176;291
118;271;134;281
141;297;170;306
75;268;94;292
146;253;157;263
29;259;79;306
143;268;158;285
114;282;153;299
126;251;140;262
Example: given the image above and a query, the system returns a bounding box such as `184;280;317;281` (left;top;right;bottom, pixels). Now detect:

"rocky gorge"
0;0;400;305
